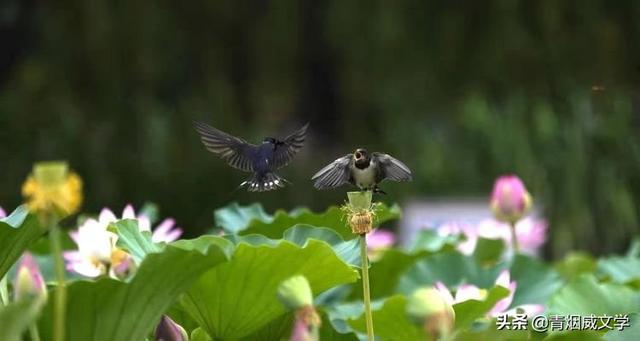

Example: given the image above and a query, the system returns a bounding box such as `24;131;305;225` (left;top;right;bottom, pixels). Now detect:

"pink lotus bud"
13;252;47;301
490;175;532;224
154;315;188;341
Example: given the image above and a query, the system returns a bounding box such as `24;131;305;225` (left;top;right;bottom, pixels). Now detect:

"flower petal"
98;208;117;225
122;204;136;219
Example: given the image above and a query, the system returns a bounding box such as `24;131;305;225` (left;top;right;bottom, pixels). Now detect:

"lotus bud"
277;275;313;310
490;175;532;224
155;315;188;341
406;287;455;339
291;305;321;341
277;275;320;341
13;252;47;301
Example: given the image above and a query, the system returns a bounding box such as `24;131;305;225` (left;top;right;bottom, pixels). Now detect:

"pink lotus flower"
290;306;320;341
0;206;6;218
434;270;544;317
14;252;47;300
490;175;532;224
99;205;183;243
291;317;316;341
64;204;180;278
367;229;395;250
437;222;477;255
476;218;547;256
438;217;547;257
366;229;396;260
64;217;127;278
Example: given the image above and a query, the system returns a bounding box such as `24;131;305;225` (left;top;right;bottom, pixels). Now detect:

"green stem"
49;218;66;341
29;323;41;341
360;235;374;341
509;221;519;254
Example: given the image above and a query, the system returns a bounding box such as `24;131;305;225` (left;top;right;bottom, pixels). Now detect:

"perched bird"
312;148;412;194
194;121;308;192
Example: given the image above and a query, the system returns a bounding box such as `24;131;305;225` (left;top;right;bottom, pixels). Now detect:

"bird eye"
355;152;362;159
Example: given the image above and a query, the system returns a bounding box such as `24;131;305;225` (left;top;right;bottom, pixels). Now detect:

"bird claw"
373;187;386;195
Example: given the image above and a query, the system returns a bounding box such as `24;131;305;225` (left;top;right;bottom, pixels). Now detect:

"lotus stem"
49;216;66;341
29;324;41;341
359;234;374;340
346;191;375;341
509;221;519;253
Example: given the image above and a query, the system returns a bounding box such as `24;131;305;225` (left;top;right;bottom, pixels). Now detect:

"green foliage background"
1;1;639;257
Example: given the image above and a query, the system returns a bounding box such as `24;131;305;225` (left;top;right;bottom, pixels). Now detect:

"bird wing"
311;154;353;189
372;152;412;183
271;123;309;169
193;121;256;172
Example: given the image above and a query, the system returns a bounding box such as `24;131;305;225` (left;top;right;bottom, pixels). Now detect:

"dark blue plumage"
194;122;308;192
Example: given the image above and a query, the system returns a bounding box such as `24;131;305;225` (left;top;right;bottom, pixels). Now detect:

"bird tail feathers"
240;172;288;192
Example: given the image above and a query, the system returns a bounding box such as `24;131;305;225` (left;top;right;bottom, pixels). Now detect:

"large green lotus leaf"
597;256;640;284
453;319;544;341
324;301;365;334
547;275;640;316
473;237;506;266
604;313;639;341
0;206;44;278
397;251;504;294
408;229;461;253
214;202;272;234
627;239;640;258
226;224;362;268
350;248;427;300
554;252;598;281
348;295;424;341
38;239;230;341
191;328;213;341
398;252;562;311
543;330;603;341
319;310;359;340
110;219;161;263
453;285;510;330
509;255;563;308
283;225;361;267
166;303;201;337
0;297;45;341
240;312;294;341
215;202;402;239
181;240;359;340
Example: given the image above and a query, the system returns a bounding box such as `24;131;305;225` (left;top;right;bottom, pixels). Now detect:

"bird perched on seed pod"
312;148;412;194
194;121;308;192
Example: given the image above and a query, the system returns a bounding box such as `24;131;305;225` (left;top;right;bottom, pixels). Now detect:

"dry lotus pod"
349;211;373;235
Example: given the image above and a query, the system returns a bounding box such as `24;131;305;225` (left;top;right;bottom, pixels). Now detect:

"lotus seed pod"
349;212;373;235
277;275;314;310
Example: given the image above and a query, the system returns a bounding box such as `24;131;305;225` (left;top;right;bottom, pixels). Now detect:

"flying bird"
312;148;412;194
194;121;308;192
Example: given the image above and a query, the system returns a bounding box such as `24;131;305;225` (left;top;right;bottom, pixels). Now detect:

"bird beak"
354;151;362;160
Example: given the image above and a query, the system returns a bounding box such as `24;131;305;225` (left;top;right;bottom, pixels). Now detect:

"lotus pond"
0;163;639;341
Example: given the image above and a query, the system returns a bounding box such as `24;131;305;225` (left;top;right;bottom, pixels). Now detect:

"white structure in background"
399;198;540;247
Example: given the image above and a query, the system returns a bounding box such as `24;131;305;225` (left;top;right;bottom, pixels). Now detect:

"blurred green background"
1;1;639;257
